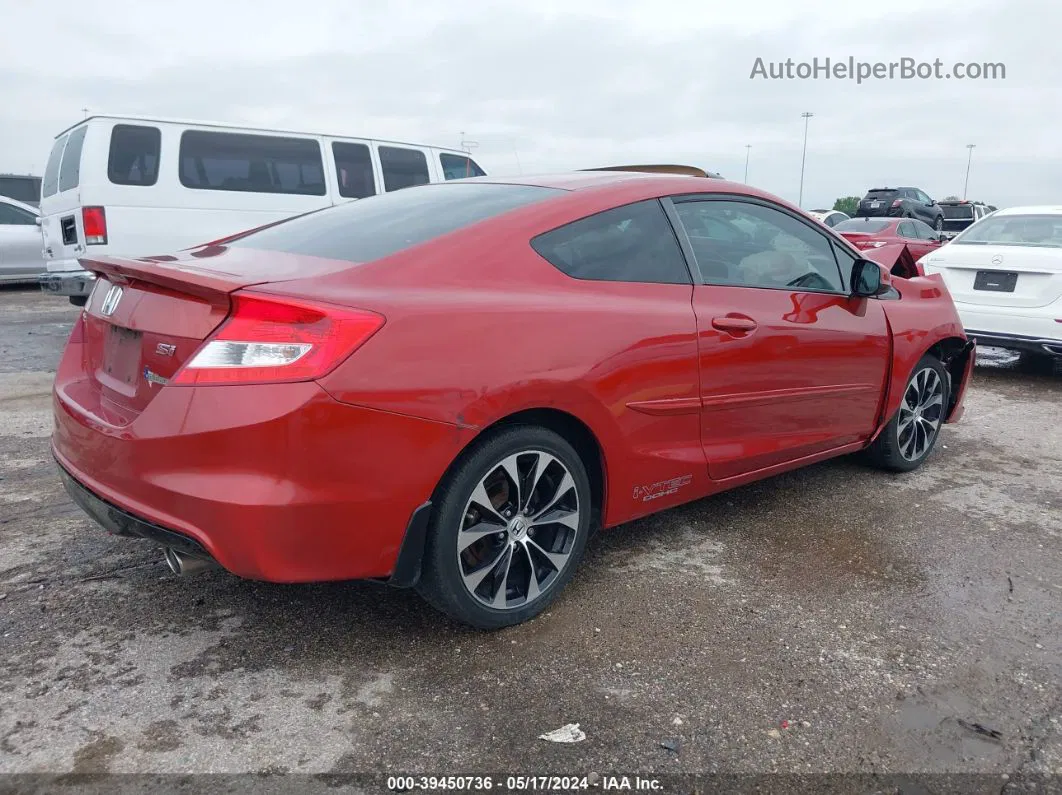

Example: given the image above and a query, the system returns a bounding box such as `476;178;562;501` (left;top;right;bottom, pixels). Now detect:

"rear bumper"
39;268;95;297
954;303;1062;356
52;363;474;582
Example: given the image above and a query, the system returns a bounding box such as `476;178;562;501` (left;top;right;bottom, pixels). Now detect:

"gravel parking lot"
1;286;1060;789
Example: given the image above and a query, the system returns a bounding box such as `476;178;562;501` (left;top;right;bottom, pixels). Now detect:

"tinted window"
0;176;41;204
864;190;896;201
531;200;690;285
379;146;430;192
898;221;917;239
835;218;891;233
942;204;974;219
42;135;67;198
179;131;325;195
674;199;844;292
0;202;37;225
108;125;161;186
58;126;87;192
333;142;376;199
440;153;486;180
911;220;938;240
230;183;559;263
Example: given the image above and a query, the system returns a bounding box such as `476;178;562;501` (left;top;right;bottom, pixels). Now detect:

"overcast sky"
3;0;1060;209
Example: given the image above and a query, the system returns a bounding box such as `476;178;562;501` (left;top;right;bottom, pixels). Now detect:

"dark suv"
855;187;945;231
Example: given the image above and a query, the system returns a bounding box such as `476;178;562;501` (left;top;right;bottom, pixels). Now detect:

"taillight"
890;200;903;208
82;206;107;245
171;293;384;386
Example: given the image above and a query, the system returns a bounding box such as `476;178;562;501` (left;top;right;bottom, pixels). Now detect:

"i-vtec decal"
143;367;169;387
633;474;692;502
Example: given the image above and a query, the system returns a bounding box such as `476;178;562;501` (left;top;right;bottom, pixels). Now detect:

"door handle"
712;316;757;333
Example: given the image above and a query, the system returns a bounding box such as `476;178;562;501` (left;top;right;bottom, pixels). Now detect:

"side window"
831;241;856;290
531;199;690;285
42;135;68;198
0;202;37;225
912;220;937;240
379;146;430;192
108;125;161;186
58;126;88;192
332;142;376;199
898;221;917;238
179;131;326;195
917;190;933;203
674;199;845;292
440;153;486;180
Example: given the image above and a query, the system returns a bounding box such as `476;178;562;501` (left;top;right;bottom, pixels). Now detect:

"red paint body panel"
840;219;943;262
53;173;973;584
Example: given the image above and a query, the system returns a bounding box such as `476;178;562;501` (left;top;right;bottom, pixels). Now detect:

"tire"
864;355;950;472
416;426;592;629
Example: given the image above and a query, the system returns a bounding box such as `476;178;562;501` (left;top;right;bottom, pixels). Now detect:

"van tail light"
82;206;108;245
171;294;384;386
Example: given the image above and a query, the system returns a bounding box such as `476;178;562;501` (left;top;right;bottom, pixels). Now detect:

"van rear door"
39;124;90;269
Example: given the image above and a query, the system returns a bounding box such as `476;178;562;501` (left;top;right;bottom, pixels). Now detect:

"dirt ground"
1;286;1060;792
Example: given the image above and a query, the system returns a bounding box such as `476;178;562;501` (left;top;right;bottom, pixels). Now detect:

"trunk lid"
921;243;1062;307
75;247;356;422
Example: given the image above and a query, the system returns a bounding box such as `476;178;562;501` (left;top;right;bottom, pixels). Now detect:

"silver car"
0;196;43;284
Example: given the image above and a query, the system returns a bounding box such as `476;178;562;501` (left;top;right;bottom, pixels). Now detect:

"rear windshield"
0;176;42;204
941;204;975;219
58;126;88;192
952;214;1062;247
863;190;897;200
229;182;562;263
835;219;891;233
42;135;67;198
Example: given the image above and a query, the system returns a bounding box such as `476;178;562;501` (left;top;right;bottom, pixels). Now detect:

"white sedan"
0;196;43;284
808;209;850;228
919;205;1062;364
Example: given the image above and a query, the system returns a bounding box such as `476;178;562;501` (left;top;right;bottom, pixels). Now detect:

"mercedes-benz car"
51;172;974;629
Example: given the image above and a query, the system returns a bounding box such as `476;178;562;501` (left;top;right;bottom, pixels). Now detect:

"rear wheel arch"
923;336;971;418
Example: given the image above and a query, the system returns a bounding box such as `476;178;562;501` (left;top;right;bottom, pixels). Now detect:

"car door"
914;190;937;225
667;196;891;480
0;199;43;279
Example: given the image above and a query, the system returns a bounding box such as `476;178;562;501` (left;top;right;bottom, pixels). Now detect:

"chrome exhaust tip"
163;547;219;576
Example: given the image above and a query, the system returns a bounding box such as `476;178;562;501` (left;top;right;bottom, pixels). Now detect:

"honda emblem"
100;285;123;316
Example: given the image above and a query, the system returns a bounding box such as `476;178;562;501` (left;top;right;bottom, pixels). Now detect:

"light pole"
963;144;976;199
798;112;813;207
744;145;751;183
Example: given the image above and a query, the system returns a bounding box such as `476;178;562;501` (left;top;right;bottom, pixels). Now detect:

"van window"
58;126;87;192
179;131;326;195
332;142;376;199
108;125;161;186
42;135;67;198
0;176;42;204
379;146;430;192
440;153;486;180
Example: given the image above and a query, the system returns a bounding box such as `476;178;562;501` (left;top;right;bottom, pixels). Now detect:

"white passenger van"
37;115;486;303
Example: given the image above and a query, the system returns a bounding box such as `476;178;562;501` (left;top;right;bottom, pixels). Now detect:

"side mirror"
35;216;42;227
851;258;893;297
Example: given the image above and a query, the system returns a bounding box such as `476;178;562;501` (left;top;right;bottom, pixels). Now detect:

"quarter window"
332;142;376;199
108;125;161;186
379;146;430;192
179;131;326;195
58;126;88;192
440;153;486;180
912;220;938;240
531;200;690;285
674;199;845;292
898;221;917;239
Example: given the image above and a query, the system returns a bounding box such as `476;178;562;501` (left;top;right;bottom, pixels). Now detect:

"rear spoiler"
584;164;721;178
79;254;255;302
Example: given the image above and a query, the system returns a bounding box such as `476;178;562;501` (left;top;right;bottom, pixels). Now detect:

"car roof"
461;171;779;199
992;205;1062;217
0;194;40;214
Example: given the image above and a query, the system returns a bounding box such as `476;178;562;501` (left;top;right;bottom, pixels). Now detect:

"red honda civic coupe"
835;216;947;262
52;172;975;628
